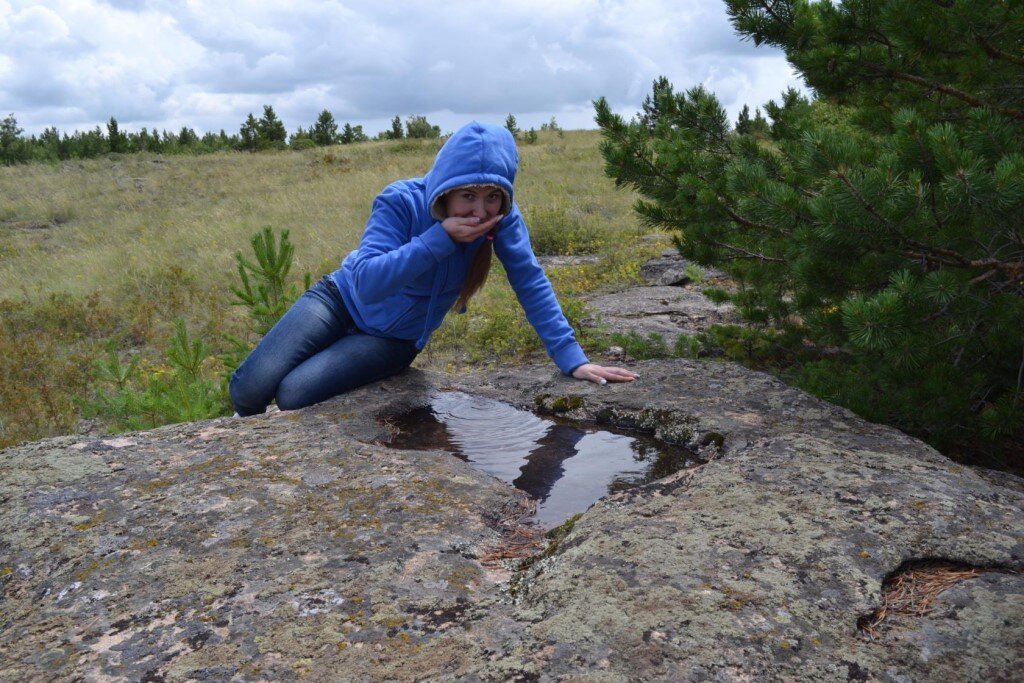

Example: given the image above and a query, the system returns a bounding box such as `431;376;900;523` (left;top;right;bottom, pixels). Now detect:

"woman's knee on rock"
229;369;268;416
275;376;318;412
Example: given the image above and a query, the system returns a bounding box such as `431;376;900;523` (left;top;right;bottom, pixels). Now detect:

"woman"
229;121;636;417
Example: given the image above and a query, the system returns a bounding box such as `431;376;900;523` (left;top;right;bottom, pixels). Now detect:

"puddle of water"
382;391;701;528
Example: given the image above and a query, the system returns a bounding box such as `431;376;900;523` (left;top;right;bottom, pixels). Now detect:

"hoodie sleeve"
346;184;456;305
493;207;590;375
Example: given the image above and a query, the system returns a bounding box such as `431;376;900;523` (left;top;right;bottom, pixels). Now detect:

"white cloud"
2;0;805;135
5;5;70;47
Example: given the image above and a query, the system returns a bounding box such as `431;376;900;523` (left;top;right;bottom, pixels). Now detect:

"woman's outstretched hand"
572;363;638;385
442;215;503;243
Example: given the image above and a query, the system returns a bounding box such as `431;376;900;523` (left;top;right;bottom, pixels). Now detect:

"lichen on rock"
2;360;1022;681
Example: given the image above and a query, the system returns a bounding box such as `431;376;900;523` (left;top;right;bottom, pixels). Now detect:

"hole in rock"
380;391;701;528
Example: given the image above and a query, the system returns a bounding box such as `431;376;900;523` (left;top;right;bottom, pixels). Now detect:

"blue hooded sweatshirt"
330;121;589;375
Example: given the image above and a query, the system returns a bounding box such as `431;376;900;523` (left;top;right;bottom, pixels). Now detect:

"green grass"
0;130;655;447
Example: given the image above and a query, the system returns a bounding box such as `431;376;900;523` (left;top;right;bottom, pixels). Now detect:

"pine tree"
735;104;752;134
37;126;61;160
311;109;338;146
239;113;260;152
596;0;1024;463
257;105;287;148
386;115;404;140
505;113;520;140
639;76;674;131
107;117;128;153
734;105;768;137
0;114;29;165
177;126;199;148
540;116;563;136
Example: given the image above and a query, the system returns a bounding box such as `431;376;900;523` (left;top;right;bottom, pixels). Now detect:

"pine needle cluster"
595;0;1023;463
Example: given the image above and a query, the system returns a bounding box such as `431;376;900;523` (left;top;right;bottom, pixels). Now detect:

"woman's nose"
471;200;488;218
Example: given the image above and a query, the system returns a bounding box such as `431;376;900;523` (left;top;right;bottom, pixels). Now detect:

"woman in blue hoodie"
229;121;636;416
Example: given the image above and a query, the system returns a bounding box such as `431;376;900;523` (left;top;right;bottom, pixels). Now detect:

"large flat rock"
2;360;1022;681
0;373;541;681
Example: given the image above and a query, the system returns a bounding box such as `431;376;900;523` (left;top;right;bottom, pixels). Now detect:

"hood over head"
425;121;517;222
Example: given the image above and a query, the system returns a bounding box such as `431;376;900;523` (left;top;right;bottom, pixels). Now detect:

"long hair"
454;238;493;311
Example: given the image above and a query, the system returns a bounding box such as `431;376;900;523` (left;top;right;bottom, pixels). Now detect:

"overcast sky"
0;0;805;137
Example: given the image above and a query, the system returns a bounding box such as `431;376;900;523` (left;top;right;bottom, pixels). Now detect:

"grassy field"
0;130;662;447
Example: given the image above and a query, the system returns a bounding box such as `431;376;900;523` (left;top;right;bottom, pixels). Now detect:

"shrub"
289;137;316;151
405;115;441;140
701;287;731;304
83;320;226;431
606;331;671;360
521;206;607;256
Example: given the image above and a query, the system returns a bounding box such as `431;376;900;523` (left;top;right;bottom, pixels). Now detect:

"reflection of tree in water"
386;405;588;501
631;439;693;480
511;424;587;503
382;393;698;512
385;406;463;458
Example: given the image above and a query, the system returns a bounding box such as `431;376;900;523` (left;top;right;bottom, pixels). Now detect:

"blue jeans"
229;276;419;416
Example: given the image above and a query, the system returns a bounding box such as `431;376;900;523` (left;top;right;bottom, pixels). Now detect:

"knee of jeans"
228;369;245;400
228;368;262;414
275;377;310;412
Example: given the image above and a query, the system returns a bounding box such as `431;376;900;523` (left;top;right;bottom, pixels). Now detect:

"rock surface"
583;251;740;338
2;361;1023;681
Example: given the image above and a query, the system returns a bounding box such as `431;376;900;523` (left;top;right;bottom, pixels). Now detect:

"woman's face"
443;185;504;221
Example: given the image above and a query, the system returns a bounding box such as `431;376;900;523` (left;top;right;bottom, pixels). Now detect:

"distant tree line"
0;107;486;165
505;113;562;144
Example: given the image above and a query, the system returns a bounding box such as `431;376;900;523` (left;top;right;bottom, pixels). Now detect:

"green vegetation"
403;115;441;140
0;107;433;163
1;110;558;164
521;206;607;256
0;129;651;446
229;227;312;337
83;320;223;432
596;0;1023;464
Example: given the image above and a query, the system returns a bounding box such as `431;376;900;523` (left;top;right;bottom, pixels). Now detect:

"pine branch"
862;61;1024;121
968;268;1000;286
710;239;786;263
832;169;1024;286
903;250;1024;284
1017;345;1024;392
722;200;784;234
607;121;785;238
689;169;787;236
756;0;787;25
952;317;984;367
974;34;1024;68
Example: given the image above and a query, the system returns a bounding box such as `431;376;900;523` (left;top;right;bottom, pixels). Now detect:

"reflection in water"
383;392;700;527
